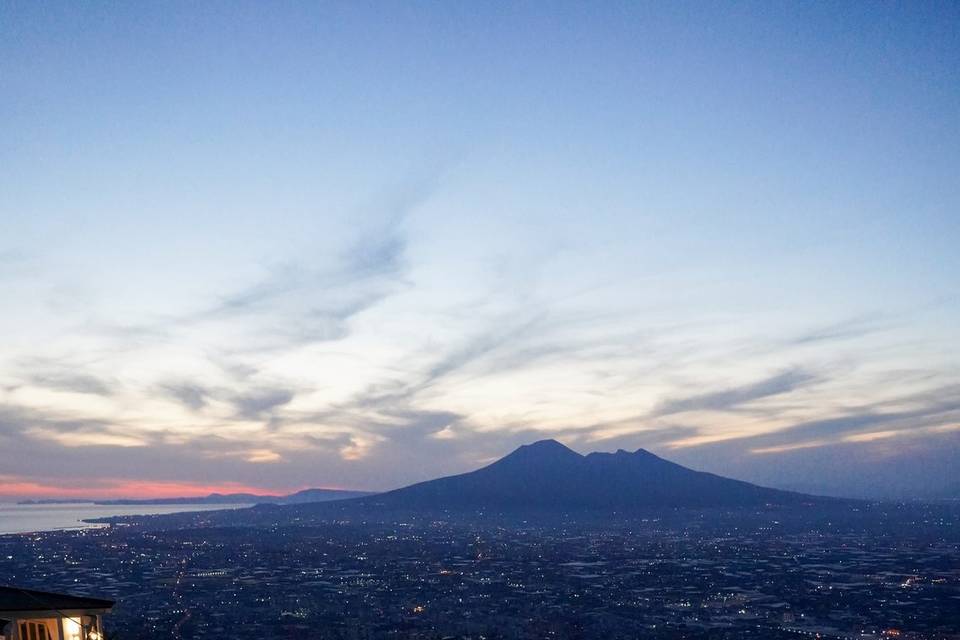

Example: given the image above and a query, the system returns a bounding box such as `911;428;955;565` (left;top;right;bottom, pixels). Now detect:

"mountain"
86;441;841;530
279;488;376;504
90;488;373;506
357;439;824;511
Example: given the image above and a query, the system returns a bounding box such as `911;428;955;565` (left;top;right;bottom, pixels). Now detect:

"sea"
0;502;251;535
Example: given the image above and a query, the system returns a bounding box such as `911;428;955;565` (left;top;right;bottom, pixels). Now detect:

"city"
3;503;958;639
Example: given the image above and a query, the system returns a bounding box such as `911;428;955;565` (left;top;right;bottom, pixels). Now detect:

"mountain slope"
360;439;819;510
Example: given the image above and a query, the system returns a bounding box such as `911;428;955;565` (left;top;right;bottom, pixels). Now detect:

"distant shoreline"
15;488;375;507
0;502;253;536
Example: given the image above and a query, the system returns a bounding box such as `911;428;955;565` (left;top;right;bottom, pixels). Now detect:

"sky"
1;1;958;500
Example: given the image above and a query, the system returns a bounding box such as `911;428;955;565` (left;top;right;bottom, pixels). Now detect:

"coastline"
0;502;252;536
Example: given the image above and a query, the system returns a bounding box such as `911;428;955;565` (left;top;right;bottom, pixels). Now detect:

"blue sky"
1;1;958;499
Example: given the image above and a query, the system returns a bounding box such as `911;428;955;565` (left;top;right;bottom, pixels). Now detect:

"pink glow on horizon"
0;475;311;500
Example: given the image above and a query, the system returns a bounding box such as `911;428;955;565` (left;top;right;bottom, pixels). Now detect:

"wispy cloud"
0;405;149;449
232;388;296;420
25;426;148;448
744;389;960;453
652;368;817;417
29;372;114;396
160;382;210;411
664;384;960;457
790;314;893;346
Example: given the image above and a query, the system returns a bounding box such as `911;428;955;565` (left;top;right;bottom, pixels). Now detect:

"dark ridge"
355;440;830;511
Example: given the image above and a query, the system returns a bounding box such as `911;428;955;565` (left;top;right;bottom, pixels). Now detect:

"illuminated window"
61;618;82;640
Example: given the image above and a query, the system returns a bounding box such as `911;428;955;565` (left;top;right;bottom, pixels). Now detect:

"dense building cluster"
2;504;958;639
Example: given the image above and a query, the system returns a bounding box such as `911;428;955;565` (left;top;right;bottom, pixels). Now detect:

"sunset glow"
0;476;298;501
0;1;957;500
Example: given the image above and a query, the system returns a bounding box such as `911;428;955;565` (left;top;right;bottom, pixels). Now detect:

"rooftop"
0;586;114;613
